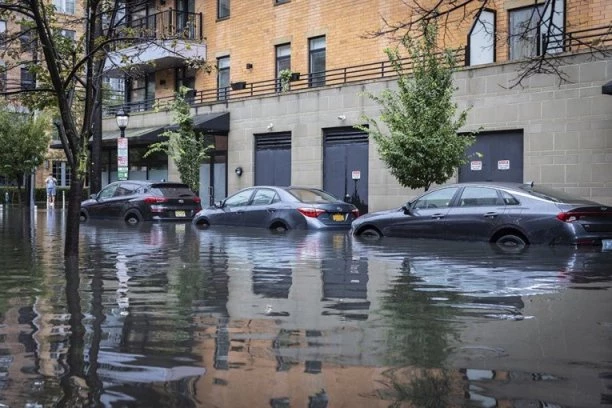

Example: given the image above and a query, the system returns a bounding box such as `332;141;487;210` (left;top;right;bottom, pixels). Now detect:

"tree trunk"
64;171;83;258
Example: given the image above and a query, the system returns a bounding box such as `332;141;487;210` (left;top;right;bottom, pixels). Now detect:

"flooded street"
1;207;611;407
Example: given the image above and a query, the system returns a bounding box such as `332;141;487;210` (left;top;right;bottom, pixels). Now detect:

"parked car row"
80;181;612;251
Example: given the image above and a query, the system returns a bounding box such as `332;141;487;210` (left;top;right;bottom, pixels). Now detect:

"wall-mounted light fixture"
267;123;274;130
235;166;243;177
246;63;253;69
337;115;346;121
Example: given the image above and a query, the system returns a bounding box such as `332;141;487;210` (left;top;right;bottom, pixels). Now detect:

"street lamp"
115;108;129;137
116;108;130;181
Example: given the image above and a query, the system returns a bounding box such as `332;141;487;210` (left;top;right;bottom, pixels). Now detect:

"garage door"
323;127;369;214
254;133;291;186
459;130;524;183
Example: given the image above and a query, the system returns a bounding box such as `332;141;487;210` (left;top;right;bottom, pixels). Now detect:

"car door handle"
235;211;244;215
431;213;444;219
267;208;276;213
484;212;499;218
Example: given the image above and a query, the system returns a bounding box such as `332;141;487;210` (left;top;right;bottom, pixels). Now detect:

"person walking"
45;174;57;207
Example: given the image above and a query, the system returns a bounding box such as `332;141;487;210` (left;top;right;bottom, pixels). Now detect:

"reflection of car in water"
351;182;612;250
193;186;359;231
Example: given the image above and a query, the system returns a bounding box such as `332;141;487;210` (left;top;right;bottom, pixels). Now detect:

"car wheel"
194;219;210;229
495;234;527;250
270;223;288;233
79;211;88;223
124;212;142;226
359;227;382;240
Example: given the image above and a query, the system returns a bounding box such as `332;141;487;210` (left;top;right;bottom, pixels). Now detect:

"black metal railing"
104;24;611;117
119;9;203;42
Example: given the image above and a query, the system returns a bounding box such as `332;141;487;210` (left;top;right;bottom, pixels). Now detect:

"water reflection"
0;208;610;407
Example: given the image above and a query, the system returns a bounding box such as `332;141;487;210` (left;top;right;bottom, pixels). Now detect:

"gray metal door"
323;128;369;214
255;133;291;186
459;130;524;183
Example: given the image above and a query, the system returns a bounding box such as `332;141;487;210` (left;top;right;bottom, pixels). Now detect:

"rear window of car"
287;188;340;203
150;184;195;197
520;185;592;204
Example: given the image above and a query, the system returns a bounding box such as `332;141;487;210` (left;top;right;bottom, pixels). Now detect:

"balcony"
105;9;205;76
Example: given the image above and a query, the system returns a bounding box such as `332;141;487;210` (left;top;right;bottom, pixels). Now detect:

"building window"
275;43;291;92
217;56;230;100
509;6;544;60
53;0;75;14
275;0;290;4
218;0;229;19
176;66;196;102
127;73;155;111
52;161;71;187
21;68;35;90
20;25;33;53
0;20;6;48
60;29;76;41
308;36;326;88
468;9;495;66
104;77;125;104
0;62;6;93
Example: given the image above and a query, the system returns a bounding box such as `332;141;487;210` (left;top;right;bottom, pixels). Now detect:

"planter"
231;81;247;90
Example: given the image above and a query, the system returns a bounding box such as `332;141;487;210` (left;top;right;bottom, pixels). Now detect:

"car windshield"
151;184;194;197
520;184;593;204
287;188;339;203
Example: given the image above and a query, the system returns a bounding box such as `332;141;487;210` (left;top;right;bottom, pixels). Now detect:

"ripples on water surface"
0;207;611;407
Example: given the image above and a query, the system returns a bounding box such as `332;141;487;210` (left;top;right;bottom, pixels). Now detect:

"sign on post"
117;137;128;180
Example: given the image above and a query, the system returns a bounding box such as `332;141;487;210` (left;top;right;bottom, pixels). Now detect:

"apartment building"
70;1;612;209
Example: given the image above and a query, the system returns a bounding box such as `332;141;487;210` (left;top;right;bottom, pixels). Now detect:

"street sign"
351;170;361;180
118;137;129;180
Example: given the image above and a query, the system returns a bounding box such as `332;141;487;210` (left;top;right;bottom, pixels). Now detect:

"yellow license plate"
332;213;345;222
175;210;186;217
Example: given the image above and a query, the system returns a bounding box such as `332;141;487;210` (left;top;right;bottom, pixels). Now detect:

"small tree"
145;87;212;193
359;21;475;192
0;107;51;202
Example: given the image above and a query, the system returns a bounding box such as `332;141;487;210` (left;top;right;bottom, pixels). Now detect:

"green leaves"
360;21;475;191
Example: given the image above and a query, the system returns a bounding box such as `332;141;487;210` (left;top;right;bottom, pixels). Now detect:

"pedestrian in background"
45;174;57;207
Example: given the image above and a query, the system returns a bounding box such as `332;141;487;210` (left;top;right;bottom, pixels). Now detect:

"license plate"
603;239;612;251
332;213;345;222
175;210;186;217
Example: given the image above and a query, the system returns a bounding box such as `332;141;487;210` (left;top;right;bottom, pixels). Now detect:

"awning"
603;80;612;95
50;126;167;149
166;112;230;133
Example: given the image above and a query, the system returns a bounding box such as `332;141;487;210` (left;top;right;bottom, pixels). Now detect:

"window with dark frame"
308;36;326;88
217;56;230;100
0;20;6;48
275;43;291;92
0;63;6;93
21;68;35;90
127;73;155;111
176;66;196;102
508;5;544;60
218;0;230;19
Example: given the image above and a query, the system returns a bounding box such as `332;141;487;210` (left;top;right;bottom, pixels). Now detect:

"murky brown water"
1;206;611;407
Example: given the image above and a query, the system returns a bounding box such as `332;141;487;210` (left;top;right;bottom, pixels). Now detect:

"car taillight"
297;208;326;218
144;196;168;204
351;208;360;218
193;197;201;204
556;211;604;222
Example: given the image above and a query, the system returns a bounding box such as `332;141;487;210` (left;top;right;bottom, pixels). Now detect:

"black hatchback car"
80;181;202;225
351;182;612;250
192;186;359;231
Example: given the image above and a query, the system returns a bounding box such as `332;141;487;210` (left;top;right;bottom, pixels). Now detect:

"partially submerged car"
351;182;612;250
80;181;201;225
192;186;359;231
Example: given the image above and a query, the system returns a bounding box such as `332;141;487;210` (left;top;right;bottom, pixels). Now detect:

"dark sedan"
192;186;359;231
351;182;612;250
80;180;201;225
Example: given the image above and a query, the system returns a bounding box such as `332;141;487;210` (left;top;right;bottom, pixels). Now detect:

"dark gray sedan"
351;182;612;250
192;186;359;231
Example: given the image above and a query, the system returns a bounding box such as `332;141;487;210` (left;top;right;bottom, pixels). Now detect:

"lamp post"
116;108;130;181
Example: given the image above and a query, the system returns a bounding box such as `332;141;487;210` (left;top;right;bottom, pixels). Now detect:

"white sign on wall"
470;161;482;171
351;170;361;180
497;160;510;170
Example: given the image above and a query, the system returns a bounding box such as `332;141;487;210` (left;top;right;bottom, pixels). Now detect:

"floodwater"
0;207;611;408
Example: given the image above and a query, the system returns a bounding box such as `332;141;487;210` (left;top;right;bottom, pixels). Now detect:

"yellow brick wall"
190;0;610;91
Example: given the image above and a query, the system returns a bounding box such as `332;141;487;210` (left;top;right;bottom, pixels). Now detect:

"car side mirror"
214;200;224;208
403;202;412;214
90;194;97;200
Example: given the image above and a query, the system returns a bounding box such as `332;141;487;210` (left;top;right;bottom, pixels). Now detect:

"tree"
145;87;211;194
359;22;475;192
0;107;51;202
0;0;205;257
